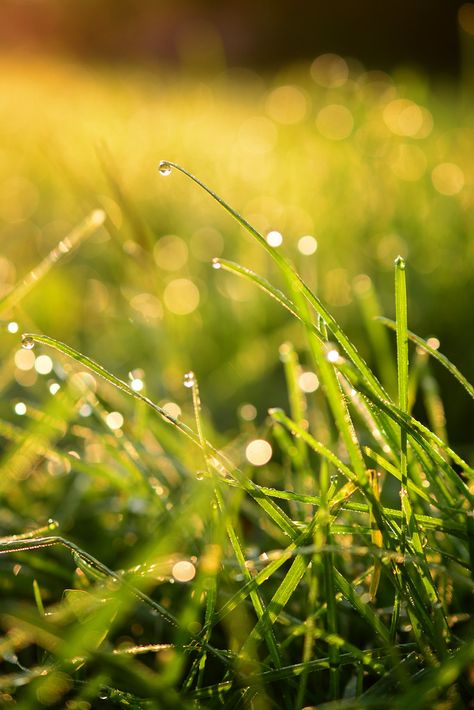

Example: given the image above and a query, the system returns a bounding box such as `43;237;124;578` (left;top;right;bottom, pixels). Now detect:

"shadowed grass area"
0;58;473;708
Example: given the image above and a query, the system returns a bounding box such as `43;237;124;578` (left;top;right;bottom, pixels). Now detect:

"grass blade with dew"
21;333;302;543
0;535;231;669
186;370;284;679
0;210;105;316
213;254;400;460
394;256;411;551
377;316;474;402
158;162;396;411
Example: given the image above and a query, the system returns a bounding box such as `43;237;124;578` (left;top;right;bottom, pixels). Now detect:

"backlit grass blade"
21;333;301;543
0;210;105;316
158;161;392;407
188;371;284;673
377;316;474;401
214;253;400;456
269;409;397;543
394;256;410;550
213;258;302;321
353;274;398;397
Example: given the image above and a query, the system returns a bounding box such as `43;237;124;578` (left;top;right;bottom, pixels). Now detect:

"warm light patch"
106;411;124;430
390;144;427;181
427;337;440;350
239;403;257;421
383;99;433;139
162;402;182;419
266;230;283;247
14;349;35;371
431;163;464;196
245;439;272;466
266;85;308;124
238;116;277;155
14;402;27;415
172;560;196;582
298;371;320;393
153;235;188;271
163;279;200;315
34;355;53;375
297;235;318;255
311;54;349;88
316;105;353;140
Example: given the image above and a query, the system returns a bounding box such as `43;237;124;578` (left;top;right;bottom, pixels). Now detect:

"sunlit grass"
0;55;473;708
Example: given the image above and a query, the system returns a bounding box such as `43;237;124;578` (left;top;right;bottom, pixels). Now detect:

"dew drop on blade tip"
158;161;172;177
21;335;35;350
212;258;221;269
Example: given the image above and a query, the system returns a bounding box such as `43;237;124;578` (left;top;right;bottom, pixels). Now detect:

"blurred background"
0;0;473;448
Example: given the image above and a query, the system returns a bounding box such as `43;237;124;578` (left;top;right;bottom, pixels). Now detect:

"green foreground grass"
0;58;473;708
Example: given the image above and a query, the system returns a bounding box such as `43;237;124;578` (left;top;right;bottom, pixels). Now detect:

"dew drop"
184;371;195;388
196;471;205;481
158;161;172;177
212;257;221;269
21;335;35;350
394;255;406;270
48;519;59;530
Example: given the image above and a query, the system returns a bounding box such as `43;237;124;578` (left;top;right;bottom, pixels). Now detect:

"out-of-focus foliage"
0;55;473;709
0;56;472;441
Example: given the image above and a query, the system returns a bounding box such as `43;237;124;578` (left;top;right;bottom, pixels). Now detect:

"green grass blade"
158;161;392;409
377;316;474;401
394;256;410;550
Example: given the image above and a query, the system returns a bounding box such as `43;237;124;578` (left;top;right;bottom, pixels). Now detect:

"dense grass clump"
0;153;472;709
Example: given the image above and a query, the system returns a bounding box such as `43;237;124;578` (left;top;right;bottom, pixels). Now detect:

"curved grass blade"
158;162;392;409
377;316;474;401
22;333;300;544
0;535;230;668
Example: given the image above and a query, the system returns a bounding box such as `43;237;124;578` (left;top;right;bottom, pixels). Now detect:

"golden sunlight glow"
14;349;35;371
245;439;272;466
172;560;196;582
34;355;53;375
383;99;433;139
163;279;200;315
316;105;353;140
297;235;318;255
431;163;465;196
265;85;308;124
106;411;124;430
153;235;188;271
298;371;320;393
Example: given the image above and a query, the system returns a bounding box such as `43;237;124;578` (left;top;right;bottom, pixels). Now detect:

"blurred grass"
0;54;473;708
0;54;472;442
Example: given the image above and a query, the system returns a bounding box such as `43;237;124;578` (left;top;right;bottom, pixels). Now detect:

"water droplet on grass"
21;335;35;350
184;371;195;388
212;258;221;269
48;519;59;530
158;161;172;176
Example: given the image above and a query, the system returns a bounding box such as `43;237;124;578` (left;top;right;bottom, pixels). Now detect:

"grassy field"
0;56;473;708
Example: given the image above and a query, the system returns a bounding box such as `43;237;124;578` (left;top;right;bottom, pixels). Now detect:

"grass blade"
377;317;474;401
0;210;105;316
